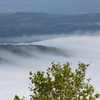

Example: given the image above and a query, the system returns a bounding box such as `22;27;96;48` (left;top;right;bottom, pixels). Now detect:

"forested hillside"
0;12;100;38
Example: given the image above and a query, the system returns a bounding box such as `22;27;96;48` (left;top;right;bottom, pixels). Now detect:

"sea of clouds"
0;32;100;99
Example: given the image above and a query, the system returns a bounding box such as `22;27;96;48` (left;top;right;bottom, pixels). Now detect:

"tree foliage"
14;62;100;100
14;95;24;100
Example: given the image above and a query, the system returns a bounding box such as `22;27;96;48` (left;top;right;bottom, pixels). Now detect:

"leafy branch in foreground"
14;95;24;100
14;62;100;100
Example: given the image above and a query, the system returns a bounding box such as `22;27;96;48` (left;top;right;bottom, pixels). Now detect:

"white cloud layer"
0;34;100;99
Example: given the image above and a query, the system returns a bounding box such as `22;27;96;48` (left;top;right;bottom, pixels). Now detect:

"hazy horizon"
0;0;100;14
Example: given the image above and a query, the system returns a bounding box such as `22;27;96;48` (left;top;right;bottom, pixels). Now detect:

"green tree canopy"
14;62;100;100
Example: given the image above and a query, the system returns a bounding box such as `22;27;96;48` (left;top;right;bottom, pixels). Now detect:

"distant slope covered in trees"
0;44;69;63
0;12;100;38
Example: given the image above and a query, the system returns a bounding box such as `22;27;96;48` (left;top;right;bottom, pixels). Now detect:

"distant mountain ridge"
0;12;100;43
0;44;69;63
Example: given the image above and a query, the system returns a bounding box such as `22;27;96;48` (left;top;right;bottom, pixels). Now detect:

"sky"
0;0;100;14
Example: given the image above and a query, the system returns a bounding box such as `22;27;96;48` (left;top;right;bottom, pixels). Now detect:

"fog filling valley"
0;31;100;99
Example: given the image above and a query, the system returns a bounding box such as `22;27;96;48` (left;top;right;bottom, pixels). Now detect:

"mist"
1;31;100;44
0;31;100;99
0;34;68;44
